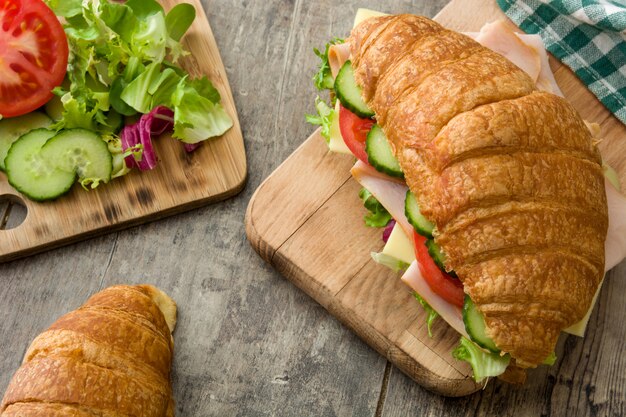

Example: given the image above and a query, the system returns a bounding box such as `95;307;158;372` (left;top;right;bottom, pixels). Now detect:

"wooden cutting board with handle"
0;0;247;263
245;0;626;397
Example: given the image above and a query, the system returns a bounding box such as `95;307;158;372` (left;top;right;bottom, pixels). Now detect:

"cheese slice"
354;8;388;28
382;223;416;265
563;283;602;337
328;101;351;155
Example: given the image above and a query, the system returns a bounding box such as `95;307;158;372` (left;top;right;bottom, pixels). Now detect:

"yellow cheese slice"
564;282;602;337
328;101;351;155
382;223;415;265
354;8;388;28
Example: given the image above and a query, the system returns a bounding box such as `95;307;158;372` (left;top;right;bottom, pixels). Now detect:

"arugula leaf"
313;38;344;91
305;97;335;143
453;337;510;382
413;293;439;337
359;188;392;228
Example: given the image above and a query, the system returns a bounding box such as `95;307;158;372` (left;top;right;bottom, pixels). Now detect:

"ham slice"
351;161;412;238
401;261;468;338
470;20;542;84
328;43;351;79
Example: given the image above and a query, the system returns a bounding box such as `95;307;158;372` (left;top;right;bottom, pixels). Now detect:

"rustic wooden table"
1;0;625;416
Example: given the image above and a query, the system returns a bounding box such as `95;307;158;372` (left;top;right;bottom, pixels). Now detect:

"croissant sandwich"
0;285;177;416
306;9;626;383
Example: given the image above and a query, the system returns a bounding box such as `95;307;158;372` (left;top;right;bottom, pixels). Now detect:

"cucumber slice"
5;129;76;201
463;295;500;353
425;239;458;277
366;125;403;178
0;113;52;171
405;191;435;238
41;129;113;183
334;61;375;118
425;239;446;269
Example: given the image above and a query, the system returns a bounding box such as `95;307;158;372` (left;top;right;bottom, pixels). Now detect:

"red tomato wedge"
413;231;465;307
339;104;374;163
0;0;69;118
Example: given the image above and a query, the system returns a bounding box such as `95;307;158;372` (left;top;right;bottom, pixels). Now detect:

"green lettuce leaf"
121;62;162;113
305;98;335;143
452;337;510;382
413;293;439;337
313;38;344;91
166;4;196;41
543;352;557;366
171;77;233;144
359;188;392;228
45;0;83;17
370;252;409;273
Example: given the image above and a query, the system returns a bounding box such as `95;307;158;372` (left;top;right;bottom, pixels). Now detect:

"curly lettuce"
45;0;231;148
359;188;392;227
453;337;510;382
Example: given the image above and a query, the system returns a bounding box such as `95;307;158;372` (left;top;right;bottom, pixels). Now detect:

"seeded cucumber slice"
405;191;435;238
5;129;76;201
463;295;500;353
334;61;375;118
365;125;404;178
0;113;52;171
41;129;113;184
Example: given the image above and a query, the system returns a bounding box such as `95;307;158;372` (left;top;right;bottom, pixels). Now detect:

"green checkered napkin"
497;0;626;125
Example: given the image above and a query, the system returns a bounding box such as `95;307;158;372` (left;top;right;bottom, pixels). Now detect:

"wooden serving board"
246;0;626;397
0;0;246;263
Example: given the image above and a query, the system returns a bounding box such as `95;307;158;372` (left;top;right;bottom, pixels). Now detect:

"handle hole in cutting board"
0;195;27;230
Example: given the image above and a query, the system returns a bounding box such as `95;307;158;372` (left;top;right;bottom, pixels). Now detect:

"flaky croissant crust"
1;285;177;417
349;15;608;367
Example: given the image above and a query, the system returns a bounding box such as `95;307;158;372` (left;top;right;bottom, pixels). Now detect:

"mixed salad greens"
0;0;232;201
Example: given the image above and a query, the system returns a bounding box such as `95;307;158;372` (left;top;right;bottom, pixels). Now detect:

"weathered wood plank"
0;235;118;395
95;203;386;416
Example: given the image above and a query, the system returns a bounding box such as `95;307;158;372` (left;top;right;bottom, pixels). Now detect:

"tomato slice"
0;0;69;118
339;104;374;163
413;231;465;307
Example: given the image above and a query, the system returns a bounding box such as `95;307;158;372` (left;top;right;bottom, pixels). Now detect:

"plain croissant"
0;285;177;416
349;15;608;367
